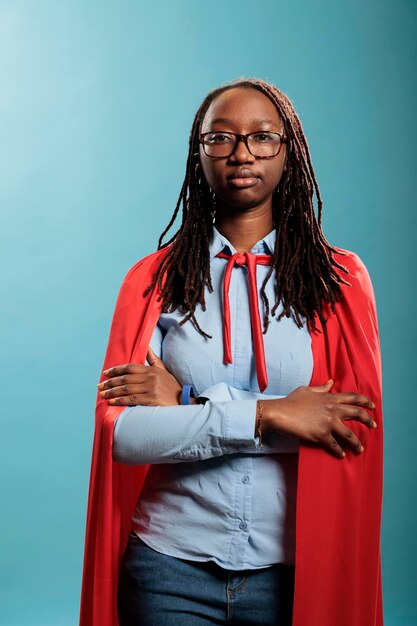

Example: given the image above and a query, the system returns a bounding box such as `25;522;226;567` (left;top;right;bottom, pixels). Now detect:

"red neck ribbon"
215;250;273;392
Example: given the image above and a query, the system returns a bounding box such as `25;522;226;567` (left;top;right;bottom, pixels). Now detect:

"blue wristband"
181;384;194;405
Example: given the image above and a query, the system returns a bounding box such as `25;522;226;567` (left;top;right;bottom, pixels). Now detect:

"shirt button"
241;476;250;484
239;521;248;531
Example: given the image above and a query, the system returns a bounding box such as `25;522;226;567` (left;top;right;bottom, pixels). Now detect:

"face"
199;87;287;211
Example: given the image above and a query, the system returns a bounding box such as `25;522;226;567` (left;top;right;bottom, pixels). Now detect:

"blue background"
1;1;415;624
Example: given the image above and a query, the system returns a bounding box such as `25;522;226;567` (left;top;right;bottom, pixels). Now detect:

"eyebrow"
210;117;279;126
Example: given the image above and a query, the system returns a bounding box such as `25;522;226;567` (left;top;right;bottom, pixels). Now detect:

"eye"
205;132;234;144
251;132;277;143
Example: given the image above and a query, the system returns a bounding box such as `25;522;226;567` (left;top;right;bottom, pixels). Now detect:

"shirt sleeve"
113;327;299;466
198;381;300;453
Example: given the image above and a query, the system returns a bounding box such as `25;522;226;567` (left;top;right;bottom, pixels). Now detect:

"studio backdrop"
0;1;415;625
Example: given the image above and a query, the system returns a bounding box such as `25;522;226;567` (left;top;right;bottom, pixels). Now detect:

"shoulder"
122;245;172;287
111;246;173;310
332;247;375;298
330;247;378;326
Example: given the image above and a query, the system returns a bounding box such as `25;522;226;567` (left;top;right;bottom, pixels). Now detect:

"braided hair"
144;77;350;338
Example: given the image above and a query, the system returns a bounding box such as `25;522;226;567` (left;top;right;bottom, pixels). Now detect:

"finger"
147;347;157;364
99;375;143;390
333;422;364;455
107;394;144;406
102;364;147;378
337;404;377;428
322;434;346;459
310;379;334;393
333;392;375;410
147;347;167;370
100;383;147;400
99;368;148;389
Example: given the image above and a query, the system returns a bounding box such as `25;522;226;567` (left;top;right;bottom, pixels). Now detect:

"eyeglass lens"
202;132;282;157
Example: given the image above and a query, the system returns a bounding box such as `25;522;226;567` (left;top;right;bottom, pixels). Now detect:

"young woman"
80;78;384;626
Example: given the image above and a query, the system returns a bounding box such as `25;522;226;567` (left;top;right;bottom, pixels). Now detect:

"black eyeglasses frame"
198;131;287;159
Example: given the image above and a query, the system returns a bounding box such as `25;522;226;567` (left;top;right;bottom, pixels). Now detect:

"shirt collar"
209;224;276;260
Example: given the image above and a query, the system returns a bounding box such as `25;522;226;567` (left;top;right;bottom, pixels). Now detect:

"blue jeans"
118;533;295;625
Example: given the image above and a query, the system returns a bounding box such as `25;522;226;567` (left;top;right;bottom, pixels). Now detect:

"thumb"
147;346;166;370
310;378;334;393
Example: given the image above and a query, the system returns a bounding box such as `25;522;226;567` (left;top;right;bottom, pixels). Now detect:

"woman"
80;78;384;626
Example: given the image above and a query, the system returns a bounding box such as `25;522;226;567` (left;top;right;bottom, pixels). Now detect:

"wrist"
261;398;286;433
180;384;209;406
181;384;194;405
255;400;264;446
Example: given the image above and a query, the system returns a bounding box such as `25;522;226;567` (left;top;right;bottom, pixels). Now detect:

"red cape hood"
80;246;384;626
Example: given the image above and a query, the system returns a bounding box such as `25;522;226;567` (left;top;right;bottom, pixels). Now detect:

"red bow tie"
215;250;273;392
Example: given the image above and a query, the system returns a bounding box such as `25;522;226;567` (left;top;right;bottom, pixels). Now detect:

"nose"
229;137;255;163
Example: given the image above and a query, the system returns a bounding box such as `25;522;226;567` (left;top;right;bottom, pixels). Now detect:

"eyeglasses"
199;131;287;159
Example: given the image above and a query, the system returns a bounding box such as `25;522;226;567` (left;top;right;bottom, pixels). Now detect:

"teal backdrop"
1;1;415;624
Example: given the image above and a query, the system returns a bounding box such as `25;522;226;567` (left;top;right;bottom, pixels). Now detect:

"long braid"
144;77;350;335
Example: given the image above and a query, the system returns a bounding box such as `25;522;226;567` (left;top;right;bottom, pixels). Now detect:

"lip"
226;169;260;189
227;177;259;189
227;168;260;180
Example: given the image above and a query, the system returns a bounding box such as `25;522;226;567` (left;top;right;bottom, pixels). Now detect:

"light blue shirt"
113;225;313;568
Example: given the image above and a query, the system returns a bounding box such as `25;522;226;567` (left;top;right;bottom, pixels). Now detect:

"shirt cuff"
222;399;259;452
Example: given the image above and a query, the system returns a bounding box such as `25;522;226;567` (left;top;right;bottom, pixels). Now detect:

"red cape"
80;246;384;626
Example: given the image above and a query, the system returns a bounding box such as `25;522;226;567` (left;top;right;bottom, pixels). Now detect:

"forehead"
201;87;282;132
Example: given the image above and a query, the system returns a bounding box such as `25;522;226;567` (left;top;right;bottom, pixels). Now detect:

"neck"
214;199;274;253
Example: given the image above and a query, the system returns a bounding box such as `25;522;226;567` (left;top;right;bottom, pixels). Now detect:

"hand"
98;347;183;406
262;379;377;459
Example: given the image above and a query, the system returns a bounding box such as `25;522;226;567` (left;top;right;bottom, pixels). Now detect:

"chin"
216;191;270;212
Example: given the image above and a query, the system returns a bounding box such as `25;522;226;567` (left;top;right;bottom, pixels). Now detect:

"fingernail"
360;445;364;453
97;382;105;389
341;452;346;458
103;369;110;376
99;391;106;397
372;421;377;428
